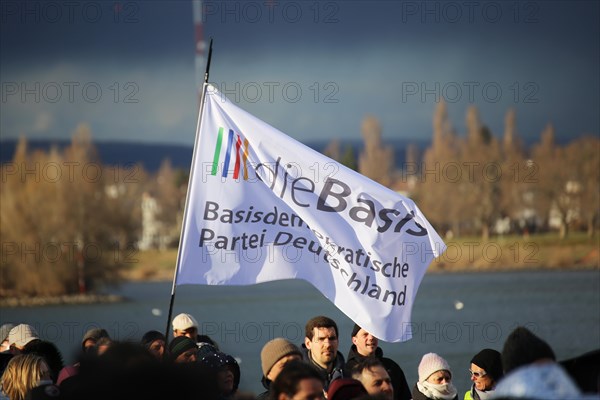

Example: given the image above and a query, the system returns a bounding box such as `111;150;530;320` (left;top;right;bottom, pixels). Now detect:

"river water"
2;269;599;395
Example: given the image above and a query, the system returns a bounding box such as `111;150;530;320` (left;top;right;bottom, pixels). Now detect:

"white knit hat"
8;324;39;348
418;352;452;382
172;313;198;331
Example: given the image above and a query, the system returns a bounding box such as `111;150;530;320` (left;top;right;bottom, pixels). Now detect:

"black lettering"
199;228;214;246
317;177;351;212
349;197;376;227
204;201;219;221
291;177;315;207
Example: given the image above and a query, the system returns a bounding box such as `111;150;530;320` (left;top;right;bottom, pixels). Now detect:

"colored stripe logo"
211;127;250;180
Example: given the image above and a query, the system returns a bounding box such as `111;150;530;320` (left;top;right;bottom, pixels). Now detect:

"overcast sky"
1;0;598;145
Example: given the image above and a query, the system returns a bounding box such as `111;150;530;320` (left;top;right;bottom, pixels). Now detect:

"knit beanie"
471;348;503;381
327;378;368;400
140;330;165;349
168;336;197;362
502;327;555;374
260;338;302;376
81;328;110;348
351;324;362;337
418;353;452;382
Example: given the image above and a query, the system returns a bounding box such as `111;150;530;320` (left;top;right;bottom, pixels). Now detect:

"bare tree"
358;116;394;187
0;127;142;296
565;136;600;237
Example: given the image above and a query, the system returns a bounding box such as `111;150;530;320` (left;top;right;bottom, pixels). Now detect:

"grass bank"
429;232;599;272
122;233;599;281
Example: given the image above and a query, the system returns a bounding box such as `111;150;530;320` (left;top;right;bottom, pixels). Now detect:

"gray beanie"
260;338;302;377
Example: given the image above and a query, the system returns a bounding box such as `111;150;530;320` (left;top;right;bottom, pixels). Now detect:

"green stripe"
211;127;224;176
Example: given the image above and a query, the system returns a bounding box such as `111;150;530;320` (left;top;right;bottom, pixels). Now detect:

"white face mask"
417;381;458;400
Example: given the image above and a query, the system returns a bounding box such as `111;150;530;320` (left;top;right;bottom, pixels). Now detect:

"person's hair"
269;360;323;400
21;340;64;384
305;316;338;340
350;357;386;379
0;354;47;400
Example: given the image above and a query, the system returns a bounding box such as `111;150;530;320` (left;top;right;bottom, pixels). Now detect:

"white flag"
177;85;446;342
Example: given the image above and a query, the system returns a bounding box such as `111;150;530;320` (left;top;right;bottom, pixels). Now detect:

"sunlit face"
279;378;325;400
174;328;198;340
96;341;112;356
352;328;379;357
217;366;235;395
304;327;338;370
427;370;452;385
148;339;165;358
357;365;393;400
267;354;302;381
82;339;96;352
470;363;494;391
175;348;197;363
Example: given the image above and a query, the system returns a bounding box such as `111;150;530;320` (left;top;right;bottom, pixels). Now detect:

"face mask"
37;379;54;387
418;381;458;400
429;382;454;395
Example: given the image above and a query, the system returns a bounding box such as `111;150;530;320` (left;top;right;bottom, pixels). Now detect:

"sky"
1;0;598;146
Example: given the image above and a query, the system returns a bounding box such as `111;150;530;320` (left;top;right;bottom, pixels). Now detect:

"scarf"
471;384;495;400
417;381;457;400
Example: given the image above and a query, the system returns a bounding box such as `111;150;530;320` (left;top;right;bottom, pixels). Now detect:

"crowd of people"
0;315;597;400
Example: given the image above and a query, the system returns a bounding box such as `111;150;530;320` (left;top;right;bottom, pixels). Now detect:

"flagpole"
164;38;213;345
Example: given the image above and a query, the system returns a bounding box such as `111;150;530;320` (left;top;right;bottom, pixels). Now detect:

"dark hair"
269;360;323;400
97;342;156;369
22;340;65;383
350;357;386;379
305;316;338;340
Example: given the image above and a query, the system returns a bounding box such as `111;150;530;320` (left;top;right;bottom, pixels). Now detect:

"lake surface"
2;269;599;395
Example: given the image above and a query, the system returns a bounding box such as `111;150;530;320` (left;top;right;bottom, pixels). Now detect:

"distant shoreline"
123;235;599;282
2;266;597;308
4;234;598;307
0;293;126;308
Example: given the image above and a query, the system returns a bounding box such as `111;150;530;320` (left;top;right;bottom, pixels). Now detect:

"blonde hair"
0;354;48;400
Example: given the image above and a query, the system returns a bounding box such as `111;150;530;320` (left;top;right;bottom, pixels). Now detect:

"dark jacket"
301;344;347;391
346;345;411;400
255;376;270;400
412;383;459;400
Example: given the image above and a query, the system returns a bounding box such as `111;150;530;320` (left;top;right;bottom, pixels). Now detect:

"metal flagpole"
164;38;213;346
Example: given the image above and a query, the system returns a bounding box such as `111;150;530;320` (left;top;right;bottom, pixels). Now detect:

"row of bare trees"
0;125;184;297
2;106;597;296
354;103;599;239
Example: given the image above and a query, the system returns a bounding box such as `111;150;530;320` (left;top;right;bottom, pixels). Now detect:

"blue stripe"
222;129;235;178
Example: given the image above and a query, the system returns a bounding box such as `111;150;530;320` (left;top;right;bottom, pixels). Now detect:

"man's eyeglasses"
469;369;487;378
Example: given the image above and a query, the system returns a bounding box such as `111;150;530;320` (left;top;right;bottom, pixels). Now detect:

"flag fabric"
176;84;446;342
